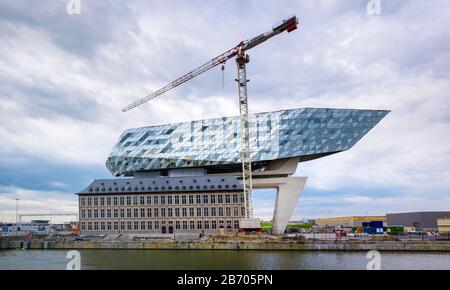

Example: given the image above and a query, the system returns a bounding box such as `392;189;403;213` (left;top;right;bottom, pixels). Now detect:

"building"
437;218;450;234
78;176;246;235
79;107;388;235
314;216;386;229
1;220;50;236
386;211;450;231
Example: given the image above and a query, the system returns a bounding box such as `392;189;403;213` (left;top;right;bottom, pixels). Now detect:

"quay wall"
6;240;450;251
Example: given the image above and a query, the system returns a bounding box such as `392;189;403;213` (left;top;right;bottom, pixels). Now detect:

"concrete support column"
253;176;307;235
272;177;307;235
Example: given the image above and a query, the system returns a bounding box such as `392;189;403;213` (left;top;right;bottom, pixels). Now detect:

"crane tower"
122;16;299;221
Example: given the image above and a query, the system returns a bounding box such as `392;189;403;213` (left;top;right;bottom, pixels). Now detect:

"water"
0;249;449;270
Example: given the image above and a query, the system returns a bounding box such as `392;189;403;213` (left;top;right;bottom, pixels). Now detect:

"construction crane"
122;16;299;219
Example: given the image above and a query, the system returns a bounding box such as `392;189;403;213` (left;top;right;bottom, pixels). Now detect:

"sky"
0;0;449;223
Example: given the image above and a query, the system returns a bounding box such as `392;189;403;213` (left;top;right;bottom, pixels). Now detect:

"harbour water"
0;249;449;270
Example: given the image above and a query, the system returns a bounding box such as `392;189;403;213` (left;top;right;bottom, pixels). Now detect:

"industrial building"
387;211;450;231
77;108;388;236
437;218;450;234
313;216;386;229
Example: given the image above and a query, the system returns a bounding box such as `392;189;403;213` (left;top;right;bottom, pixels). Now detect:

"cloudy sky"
0;0;449;223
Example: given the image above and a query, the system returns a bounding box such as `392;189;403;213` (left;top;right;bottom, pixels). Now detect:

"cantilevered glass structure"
106;108;389;176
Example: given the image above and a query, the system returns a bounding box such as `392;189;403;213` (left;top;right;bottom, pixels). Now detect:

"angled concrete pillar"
253;176;307;235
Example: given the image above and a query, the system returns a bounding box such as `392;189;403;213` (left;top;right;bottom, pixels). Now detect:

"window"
154;208;159;218
120;221;125;230
154;221;160;230
107;209;112;218
182;220;188;230
189;221;195;230
189;195;194;204
127;221;133;230
232;194;238;203
147;221;153;230
174;195;179;205
175;208;180;217
218;195;223;204
94;209;98;218
80;198;85;206
210;195;216;204
189;208;194;217
161;196;166;205
120;209;125;218
127;209;132;218
196;195;201;204
241;207;245;217
196;208;202;217
113;221;117;230
203;207;209;217
225;194;231;204
94;197;98;206
153;196;159;205
161;208;166;218
147;208;152;218
134;221;139;230
182;195;187;204
140;196;145;205
147;195;152;205
168;208;173;217
218;207;224;217
240;194;245;203
212;220;217;230
87;222;92;230
167;195;172;205
100;209;105;218
107;222;112;230
81;209;85;219
114;197;118;206
126;196;131;205
226;207;231;217
133;196;138;205
182;208;187;217
204;220;210;230
176;221;180;230
203;195;208;204
197;220;202;229
234;220;239;229
100;197;105;206
107;197;111;206
134;209;139;218
87;198;92;206
100;222;105;230
211;207;216;217
141;221;146;230
140;208;145;218
94;222;99;230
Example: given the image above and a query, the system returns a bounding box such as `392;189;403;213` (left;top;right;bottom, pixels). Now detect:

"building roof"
106;107;389;176
314;216;386;223
76;175;243;195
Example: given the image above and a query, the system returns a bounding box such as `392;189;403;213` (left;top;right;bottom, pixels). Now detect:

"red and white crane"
122;16;299;219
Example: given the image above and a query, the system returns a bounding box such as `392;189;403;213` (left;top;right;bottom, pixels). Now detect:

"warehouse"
386;211;450;231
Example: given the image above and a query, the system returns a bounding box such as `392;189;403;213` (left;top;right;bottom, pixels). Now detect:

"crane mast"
122;15;299;221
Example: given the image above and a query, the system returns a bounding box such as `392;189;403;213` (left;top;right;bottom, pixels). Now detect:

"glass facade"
106;108;389;176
